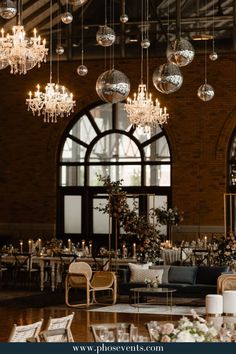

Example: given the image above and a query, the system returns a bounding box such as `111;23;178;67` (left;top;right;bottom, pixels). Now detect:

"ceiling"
1;0;236;60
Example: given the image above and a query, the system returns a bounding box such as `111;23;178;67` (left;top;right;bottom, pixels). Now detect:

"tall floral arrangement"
153;206;184;226
96;175;161;263
213;234;236;267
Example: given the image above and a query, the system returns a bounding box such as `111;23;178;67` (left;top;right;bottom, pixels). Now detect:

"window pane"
133;125;162;143
70;115;96;144
89;165;141;186
60;166;84;186
61;137;86;162
90;103;112;132
146;165;170;186
116;103;130;131
144;136;170;161
64;196;81;233
90;133;141;162
93;198;110;233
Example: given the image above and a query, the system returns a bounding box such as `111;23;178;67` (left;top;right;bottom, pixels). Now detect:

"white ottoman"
223;290;236;315
205;294;223;316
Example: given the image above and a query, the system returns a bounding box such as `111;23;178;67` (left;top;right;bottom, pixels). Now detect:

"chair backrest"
8;320;43;342
91;271;115;288
217;274;236;294
46;312;74;342
68;262;93;286
40;328;70;342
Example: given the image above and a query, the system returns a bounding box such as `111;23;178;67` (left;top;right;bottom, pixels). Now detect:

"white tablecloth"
160;248;181;265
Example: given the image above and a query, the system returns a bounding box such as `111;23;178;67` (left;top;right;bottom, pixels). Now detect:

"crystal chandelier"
26;0;76;122
125;0;169;133
26;83;76;123
125;84;169;133
0;1;48;74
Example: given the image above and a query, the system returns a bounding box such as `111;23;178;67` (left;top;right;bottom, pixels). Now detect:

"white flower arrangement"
144;276;160;288
148;310;221;342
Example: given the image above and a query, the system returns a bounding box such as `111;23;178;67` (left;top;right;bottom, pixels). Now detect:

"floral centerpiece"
148;310;221;342
145;276;160;288
96;175;161;263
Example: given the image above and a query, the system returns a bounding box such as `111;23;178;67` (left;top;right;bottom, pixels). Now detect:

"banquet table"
1;254;138;292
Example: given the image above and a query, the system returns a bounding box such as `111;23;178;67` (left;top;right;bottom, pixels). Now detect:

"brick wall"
0;53;235;241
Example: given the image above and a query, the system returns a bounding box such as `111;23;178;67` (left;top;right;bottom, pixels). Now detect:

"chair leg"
91;288;116;305
65;283;90;308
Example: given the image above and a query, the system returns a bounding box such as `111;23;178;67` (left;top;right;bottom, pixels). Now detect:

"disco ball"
152;62;183;94
167;38;195;67
0;0;17;19
197;83;214;101
120;13;128;23
96;25;116;47
56;45;64;55
209;52;218;61
141;38;150;48
96;69;130;103
77;64;88;76
61;12;73;24
68;0;88;5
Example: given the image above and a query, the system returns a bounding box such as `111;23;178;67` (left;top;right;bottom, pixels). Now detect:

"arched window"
58;102;172;247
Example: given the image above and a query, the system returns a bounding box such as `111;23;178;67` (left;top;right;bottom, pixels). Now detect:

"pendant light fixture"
26;0;76;122
120;0;128;23
96;0;115;47
152;0;183;94
77;2;88;76
125;0;169;133
209;1;218;61
56;3;64;56
96;0;130;103
197;0;214;102
61;0;73;24
0;0;48;74
0;0;16;19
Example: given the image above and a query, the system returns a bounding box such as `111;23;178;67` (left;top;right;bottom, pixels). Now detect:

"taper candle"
132;243;136;259
68;239;72;252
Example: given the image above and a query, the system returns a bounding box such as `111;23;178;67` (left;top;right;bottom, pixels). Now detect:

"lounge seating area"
119;264;230;297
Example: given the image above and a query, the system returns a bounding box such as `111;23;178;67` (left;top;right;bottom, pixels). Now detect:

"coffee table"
130;287;176;311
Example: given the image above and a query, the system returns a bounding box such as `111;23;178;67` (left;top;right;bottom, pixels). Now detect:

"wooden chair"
65;262;117;308
217;274;236;294
8;320;43;342
45;312;74;342
40;328;71;342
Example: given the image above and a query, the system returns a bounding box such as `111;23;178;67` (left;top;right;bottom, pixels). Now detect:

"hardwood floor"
0;290;183;342
0;306;183;342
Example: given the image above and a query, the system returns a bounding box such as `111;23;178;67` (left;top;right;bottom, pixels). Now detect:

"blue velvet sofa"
118;265;229;297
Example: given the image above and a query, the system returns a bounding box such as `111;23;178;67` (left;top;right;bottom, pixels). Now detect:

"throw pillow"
149;265;170;284
128;262;152;270
168;266;197;285
129;268;164;284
